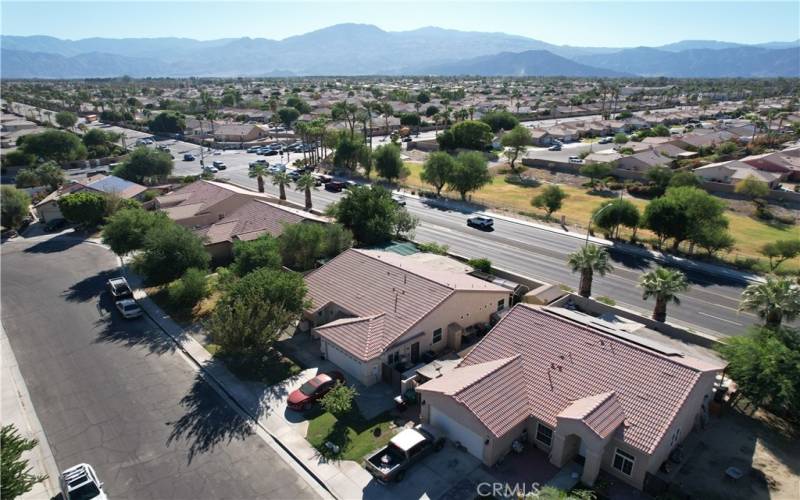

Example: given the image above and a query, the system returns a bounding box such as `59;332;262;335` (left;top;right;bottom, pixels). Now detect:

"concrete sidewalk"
1;324;61;499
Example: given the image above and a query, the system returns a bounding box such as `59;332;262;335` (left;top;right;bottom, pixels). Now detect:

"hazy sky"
2;1;798;46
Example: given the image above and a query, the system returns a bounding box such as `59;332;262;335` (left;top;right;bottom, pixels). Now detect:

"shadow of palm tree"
166;370;255;464
24;232;86;254
62;269;117;303
93;313;182;355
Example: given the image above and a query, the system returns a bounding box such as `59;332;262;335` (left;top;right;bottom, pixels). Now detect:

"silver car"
115;299;143;319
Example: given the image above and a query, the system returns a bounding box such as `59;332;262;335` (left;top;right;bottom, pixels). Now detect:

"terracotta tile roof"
558;392;626;440
306;249;506;361
155;180;273;219
440;304;722;454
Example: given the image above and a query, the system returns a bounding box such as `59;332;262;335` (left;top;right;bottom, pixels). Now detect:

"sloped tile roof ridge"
560;391;618;420
314;313;385;330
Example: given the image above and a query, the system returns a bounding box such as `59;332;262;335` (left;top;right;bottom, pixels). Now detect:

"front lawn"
216;348;302;386
306;408;397;462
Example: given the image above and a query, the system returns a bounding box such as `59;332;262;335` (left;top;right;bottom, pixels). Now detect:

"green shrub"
417;242;450;255
167;268;209;309
467;257;492;273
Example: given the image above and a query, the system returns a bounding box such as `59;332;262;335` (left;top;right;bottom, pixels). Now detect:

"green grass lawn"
306;408;397;462
401;162;800;272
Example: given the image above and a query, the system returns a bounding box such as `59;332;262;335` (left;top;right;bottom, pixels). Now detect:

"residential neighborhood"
1;6;799;500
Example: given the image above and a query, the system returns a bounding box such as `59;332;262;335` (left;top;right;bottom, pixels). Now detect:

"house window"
535;423;553;447
432;328;442;344
387;351;400;365
497;299;505;311
613;448;635;476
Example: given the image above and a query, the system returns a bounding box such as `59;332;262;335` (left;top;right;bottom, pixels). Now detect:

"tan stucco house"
417;304;724;490
303;249;512;386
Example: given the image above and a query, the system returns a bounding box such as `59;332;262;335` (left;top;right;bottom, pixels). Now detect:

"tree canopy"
1;424;47;500
133;221;210;285
447;151;492;200
592;199;640;238
231;234;282;276
0;187;30;230
532;185;568;218
113;147;173;184
501;125;532;174
437;120;493;151
330;185;417;245
420;152;457;196
19;130;86;163
58;191;107;227
480;110;519;133
279;222;352;271
372;144;407;183
148;111;186;134
102;208;168;256
55;111;78;129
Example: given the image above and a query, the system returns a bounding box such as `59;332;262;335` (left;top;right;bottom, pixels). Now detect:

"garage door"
324;342;363;382
430;406;484;460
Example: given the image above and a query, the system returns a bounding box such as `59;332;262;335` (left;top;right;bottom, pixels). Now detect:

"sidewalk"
1;324;61;499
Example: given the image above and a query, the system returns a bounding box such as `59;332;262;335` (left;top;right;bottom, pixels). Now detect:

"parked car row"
107;276;142;319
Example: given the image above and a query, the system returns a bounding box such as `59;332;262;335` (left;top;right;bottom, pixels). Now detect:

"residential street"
1;234;321;500
165;154;753;337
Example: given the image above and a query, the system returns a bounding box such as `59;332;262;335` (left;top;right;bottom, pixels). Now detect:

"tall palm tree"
249;164;268;193
272;171;291;201
739;277;800;329
639;267;689;322
567;245;613;298
295;173;317;211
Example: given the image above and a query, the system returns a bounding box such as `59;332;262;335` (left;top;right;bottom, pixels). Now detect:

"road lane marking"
697;311;743;326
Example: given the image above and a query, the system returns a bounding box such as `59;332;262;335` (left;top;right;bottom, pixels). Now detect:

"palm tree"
295;173;317;210
739;277;800;329
639;267;689;322
567;245;613;298
249;164;267;193
272;171;291;201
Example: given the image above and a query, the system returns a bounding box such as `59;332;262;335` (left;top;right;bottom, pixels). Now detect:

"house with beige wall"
417;304;724;491
303;249;512;386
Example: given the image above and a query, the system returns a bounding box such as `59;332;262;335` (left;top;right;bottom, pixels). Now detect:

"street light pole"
585;203;613;247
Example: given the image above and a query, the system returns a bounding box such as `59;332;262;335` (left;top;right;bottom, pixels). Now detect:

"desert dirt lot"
672;404;799;500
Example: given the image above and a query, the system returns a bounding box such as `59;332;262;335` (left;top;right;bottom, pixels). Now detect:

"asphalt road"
1;235;320;500
167;151;755;337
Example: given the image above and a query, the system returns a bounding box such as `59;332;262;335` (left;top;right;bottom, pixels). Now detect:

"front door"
411;342;420;363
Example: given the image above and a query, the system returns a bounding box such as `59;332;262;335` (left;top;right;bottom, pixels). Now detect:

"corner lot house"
417;304;724;490
303;249;511;386
155;180;328;260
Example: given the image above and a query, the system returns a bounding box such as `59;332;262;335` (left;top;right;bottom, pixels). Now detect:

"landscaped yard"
400;162;800;272
306;408;397;462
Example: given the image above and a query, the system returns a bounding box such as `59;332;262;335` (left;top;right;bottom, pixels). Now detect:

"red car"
287;371;346;411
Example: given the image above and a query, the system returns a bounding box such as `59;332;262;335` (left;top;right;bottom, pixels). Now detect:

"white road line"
697;311;743;326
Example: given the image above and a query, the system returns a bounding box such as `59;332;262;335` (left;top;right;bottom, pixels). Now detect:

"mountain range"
2;24;798;78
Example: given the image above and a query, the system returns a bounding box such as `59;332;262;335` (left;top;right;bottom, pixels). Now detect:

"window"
497;299;505;311
613;448;635;476
432;328;442;344
387;351;400;365
535;423;553;447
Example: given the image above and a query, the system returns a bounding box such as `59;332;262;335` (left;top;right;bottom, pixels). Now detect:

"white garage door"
324;342;364;382
430;406;484;460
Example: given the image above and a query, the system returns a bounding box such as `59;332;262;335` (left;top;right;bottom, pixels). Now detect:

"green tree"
644;187;727;251
718;326;800;416
2;150;36;169
760;239;800;272
33;162;65;191
206;268;307;355
532;185;568;218
567;244;613;298
58;191;107;227
55;111;78;129
279;223;352;271
739;277;800;329
167;268;209;308
734;176;770;210
295;173;317;210
693;225;735;257
639;267;689;322
447;151;491;201
19;130;86;163
113;147;173;184
320;382;358;416
277;107;301;129
0;186;30;230
231;234;281;276
613;132;628;144
372;144;406;183
148;111;186;134
645;165;674;195
668;170;701;188
330;185;414;245
592;199;640;239
651;124;670;137
271;170;291;199
420;152;456;196
1;424;47;500
501;125;532;174
102;208;168;257
467;258;492;273
480;110;519;133
13;169;40;189
579;162;613;190
438;120;493;151
133;222;210;285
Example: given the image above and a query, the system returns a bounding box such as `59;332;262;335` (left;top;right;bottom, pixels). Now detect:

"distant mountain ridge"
1;24;798;78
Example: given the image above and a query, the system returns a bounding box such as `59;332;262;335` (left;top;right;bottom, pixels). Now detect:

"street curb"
117;259;336;500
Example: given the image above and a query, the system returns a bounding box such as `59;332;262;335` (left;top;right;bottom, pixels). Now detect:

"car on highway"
107;277;133;300
249;159;268;170
183;153;195;161
115;298;143;319
287;168;302;180
313;173;332;183
568;156;583;164
60;463;107;500
287;371;346;411
247;146;261;153
547;144;562;151
212;160;226;170
43;218;68;233
203;165;219;174
263;149;279;156
598;136;614;144
467;215;494;230
391;194;406;206
324;181;347;192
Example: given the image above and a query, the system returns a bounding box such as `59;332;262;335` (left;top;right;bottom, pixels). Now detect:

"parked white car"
60;463;107;500
115;298;143;319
